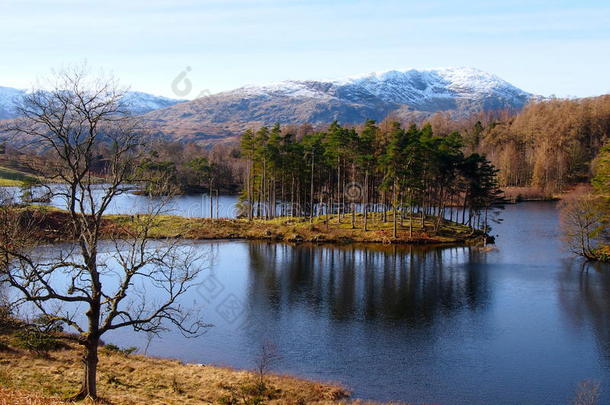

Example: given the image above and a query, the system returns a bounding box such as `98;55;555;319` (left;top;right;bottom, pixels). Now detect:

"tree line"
239;121;500;236
133;141;241;196
9;95;608;202
425;95;610;193
133;95;610;203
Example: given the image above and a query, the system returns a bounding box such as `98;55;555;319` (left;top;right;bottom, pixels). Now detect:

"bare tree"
254;341;281;390
559;189;607;261
0;66;209;400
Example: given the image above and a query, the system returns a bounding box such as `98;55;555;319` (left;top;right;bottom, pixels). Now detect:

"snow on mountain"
120;91;186;115
0;86;26;120
229;67;532;110
0;87;185;119
140;67;538;144
2;67;536;144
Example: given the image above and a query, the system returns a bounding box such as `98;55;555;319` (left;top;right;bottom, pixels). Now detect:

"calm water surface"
5;184;240;217
52;202;610;404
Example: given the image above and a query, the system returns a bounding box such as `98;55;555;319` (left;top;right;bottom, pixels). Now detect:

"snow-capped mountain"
333;67;531;109
2;67;537;143
119;91;186;115
235;67;531;110
0;86;185;119
0;86;26;120
144;67;536;143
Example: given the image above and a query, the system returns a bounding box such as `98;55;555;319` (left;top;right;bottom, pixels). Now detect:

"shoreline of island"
14;205;490;247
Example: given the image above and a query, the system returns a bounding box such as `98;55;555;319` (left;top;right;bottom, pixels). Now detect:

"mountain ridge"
142;66;537;143
0;86;186;119
2;67;538;144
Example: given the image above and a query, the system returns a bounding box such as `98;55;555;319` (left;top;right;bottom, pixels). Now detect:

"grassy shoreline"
0;332;357;404
0;166;40;187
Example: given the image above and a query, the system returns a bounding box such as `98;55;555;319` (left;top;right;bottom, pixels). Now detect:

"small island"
12;205;490;246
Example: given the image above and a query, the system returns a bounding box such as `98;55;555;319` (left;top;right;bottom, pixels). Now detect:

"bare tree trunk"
409;190;413;238
209;180;213;219
262;159;267;219
382;192;387;223
248;164;253;220
76;337;100;399
310;151;315;223
337;160;342;223
290;175;295;217
393;180;397;238
280;177;285;217
74;296;101;400
363;170;369;232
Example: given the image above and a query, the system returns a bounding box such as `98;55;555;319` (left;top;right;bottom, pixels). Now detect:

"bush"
32;314;64;333
0;305;18;333
103;343;138;356
13;328;64;356
218;381;280;405
0;339;13;352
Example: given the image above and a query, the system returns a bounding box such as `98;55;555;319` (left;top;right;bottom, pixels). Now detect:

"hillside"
142;67;536;143
1;68;536;145
0;86;185;119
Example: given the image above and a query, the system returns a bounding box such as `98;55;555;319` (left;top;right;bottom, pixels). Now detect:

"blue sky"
1;0;609;98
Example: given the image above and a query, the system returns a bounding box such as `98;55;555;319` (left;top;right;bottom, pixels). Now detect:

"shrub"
103;343;137;356
218;382;278;405
0;339;13;353
32;314;64;333
13;328;64;356
0;306;18;333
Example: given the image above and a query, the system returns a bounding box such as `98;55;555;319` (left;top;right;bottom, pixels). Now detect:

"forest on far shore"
125;94;610;197
2;94;609;198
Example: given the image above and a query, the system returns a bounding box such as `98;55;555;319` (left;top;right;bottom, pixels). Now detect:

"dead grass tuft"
0;338;353;405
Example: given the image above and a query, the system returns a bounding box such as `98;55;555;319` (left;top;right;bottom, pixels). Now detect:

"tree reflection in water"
558;259;610;363
244;243;491;326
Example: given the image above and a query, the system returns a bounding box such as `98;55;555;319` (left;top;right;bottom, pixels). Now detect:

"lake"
3;184;241;218
13;201;610;404
94;201;609;404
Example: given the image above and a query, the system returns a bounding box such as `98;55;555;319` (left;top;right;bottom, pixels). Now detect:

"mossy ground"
109;212;483;246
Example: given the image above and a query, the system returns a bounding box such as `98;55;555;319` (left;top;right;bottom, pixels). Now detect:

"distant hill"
0;86;26;120
0;86;186;119
142;67;537;143
1;67;538;144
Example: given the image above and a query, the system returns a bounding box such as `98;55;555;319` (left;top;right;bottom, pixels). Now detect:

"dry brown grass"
0;336;355;405
0;387;72;405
